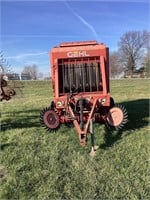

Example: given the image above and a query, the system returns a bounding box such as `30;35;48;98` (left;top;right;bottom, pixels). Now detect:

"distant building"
0;73;33;80
124;67;145;78
21;73;32;80
6;73;20;80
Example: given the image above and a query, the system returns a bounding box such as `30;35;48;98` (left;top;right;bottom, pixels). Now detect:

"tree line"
110;30;149;78
1;30;149;80
22;30;149;79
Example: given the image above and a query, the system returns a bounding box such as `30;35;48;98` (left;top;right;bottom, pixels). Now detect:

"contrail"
65;2;98;39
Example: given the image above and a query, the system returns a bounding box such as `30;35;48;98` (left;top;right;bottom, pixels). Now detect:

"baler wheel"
106;104;128;130
40;108;60;132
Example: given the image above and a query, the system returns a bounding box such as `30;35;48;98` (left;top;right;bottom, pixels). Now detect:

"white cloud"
4;51;49;74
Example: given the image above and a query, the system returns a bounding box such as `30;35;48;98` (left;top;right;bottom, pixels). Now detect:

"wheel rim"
107;107;124;127
40;108;60;131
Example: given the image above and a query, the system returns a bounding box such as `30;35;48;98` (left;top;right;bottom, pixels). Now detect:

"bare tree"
109;51;124;79
0;51;13;74
143;32;150;78
118;30;148;76
22;64;38;80
143;53;150;78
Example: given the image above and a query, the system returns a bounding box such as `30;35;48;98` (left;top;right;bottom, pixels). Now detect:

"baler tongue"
89;119;99;156
68;98;98;146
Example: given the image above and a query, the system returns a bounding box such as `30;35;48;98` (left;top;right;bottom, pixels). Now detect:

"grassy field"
1;79;150;199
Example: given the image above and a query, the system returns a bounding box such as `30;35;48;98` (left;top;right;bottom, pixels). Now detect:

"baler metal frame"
40;40;127;152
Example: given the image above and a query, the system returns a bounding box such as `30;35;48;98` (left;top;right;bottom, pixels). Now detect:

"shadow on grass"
1;109;41;131
0;142;18;150
100;98;149;149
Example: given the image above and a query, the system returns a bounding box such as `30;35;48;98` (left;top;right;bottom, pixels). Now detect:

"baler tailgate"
58;57;102;94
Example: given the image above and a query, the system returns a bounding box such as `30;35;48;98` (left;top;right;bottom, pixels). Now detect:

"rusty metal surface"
0;75;16;101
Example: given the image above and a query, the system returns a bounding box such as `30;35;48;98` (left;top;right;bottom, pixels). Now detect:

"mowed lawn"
1;79;149;199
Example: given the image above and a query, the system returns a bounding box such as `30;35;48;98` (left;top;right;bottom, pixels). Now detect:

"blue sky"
1;0;149;76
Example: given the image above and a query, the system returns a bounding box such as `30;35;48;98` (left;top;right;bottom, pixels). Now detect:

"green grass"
1;79;150;199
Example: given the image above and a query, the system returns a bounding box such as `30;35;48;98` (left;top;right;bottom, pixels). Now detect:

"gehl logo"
67;51;90;58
